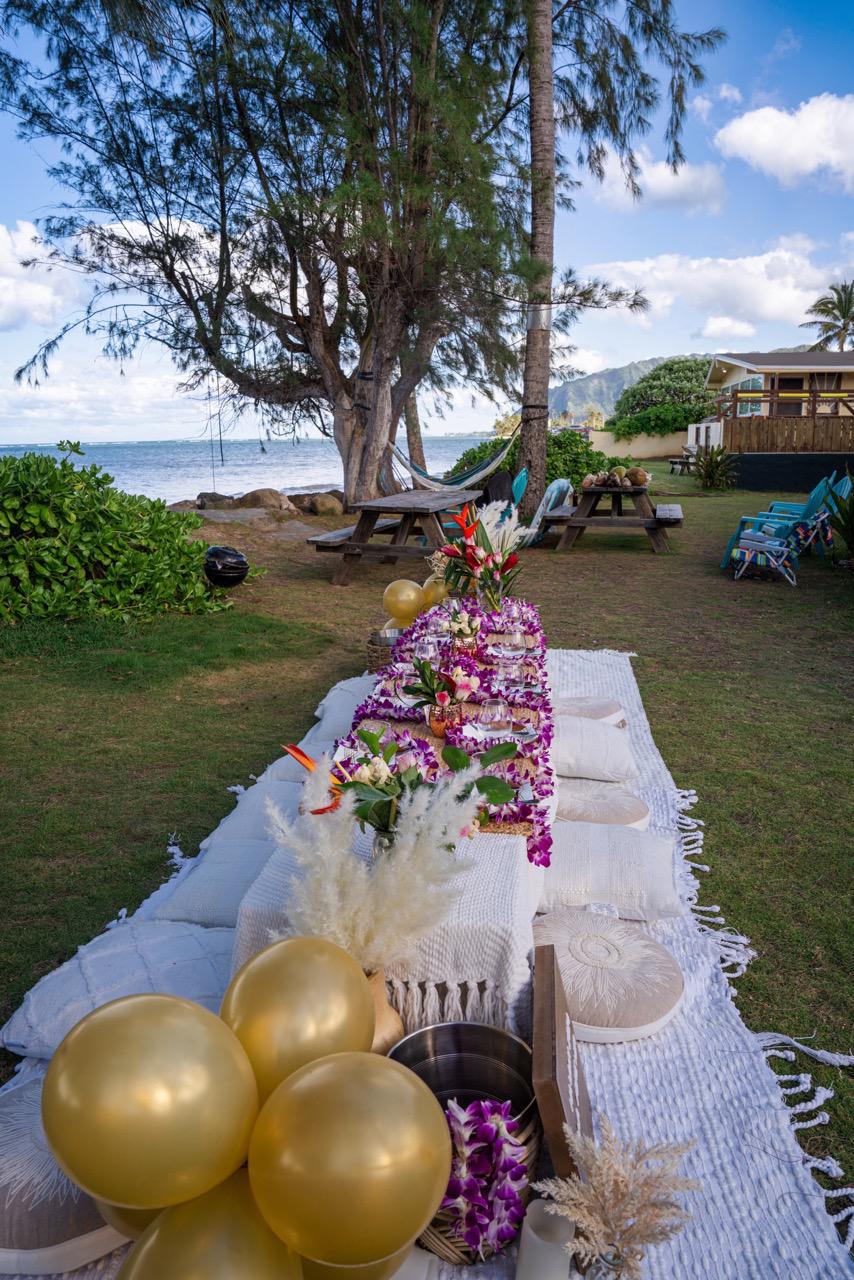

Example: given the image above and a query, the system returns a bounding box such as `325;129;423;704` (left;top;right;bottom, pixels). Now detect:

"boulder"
234;488;297;513
167;499;197;511
287;493;314;513
196;492;236;509
311;492;344;516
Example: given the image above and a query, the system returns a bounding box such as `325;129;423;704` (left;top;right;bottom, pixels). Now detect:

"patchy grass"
2;469;852;1182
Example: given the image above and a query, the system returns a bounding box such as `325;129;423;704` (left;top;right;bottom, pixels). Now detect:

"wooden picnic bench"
542;487;683;554
309;488;481;585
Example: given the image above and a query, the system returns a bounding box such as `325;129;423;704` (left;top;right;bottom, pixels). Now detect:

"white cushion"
555;778;650;830
1;920;234;1059
200;778;305;848
0;1077;127;1274
553;715;639;783
263;724;338;782
314;675;376;737
153;838;276;928
534;908;684;1043
536;821;683;920
553;696;628;728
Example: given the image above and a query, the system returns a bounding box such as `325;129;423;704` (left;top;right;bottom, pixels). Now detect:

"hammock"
388;426;520;492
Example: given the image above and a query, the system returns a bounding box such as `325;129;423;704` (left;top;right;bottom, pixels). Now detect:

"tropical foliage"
693;446;738;490
0;444;226;621
450;429;627;494
828;474;854;556
609;357;716;437
800;281;854;351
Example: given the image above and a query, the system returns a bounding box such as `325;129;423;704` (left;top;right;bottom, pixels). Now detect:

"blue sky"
1;0;853;443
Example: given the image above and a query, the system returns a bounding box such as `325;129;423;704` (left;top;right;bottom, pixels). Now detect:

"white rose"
368;756;392;784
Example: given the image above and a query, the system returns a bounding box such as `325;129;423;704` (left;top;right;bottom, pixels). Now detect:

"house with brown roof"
705;351;854;419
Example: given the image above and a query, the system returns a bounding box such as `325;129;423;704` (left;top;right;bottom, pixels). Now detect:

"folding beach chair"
728;511;833;586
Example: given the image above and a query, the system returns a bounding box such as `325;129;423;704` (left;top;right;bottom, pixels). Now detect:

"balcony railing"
717;389;854;419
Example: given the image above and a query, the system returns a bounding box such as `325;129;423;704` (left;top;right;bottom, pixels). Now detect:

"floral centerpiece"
440;502;525;613
447;604;482;653
403;659;481;736
440;1098;528;1259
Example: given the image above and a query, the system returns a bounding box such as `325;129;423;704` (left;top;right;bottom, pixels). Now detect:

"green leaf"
357;728;382;756
441;745;471;772
479;741;518;766
475;776;514;804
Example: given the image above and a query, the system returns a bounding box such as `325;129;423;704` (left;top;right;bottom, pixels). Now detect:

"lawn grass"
2;469;852;1181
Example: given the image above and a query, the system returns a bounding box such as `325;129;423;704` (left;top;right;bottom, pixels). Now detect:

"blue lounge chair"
761;473;835;519
719;478;836;569
728;510;833;586
519;477;574;546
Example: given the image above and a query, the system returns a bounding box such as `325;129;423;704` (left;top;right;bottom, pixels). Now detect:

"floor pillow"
153;838;276;928
553;696;628;728
534;907;684;1042
314;674;377;738
199;778;305;849
553;715;639;783
555;778;650;830
1;921;234;1060
262;724;338;783
0;1076;127;1274
536;821;682;921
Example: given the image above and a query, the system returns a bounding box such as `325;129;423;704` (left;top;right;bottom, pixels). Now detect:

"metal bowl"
388;1022;536;1123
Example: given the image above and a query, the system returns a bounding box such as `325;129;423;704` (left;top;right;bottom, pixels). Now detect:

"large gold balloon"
42;995;258;1209
421;575;448;609
382;580;425;624
249;1052;451;1266
301;1244;412;1279
117;1170;301;1280
220;938;375;1102
95;1201;164;1239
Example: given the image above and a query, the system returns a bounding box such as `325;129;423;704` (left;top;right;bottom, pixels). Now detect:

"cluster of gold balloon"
380;574;447;632
42;937;451;1280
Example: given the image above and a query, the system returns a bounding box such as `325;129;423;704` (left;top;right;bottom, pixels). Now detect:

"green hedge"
449;429;627;494
0;445;230;621
610;402;695;441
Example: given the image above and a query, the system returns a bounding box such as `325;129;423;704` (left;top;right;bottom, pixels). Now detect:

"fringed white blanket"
2;650;852;1280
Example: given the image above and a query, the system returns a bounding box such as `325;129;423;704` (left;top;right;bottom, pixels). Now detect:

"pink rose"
435;690;451;707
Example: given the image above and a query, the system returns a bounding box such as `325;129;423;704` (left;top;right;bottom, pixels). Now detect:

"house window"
810;371;841;414
776;375;804;417
735;376;763;416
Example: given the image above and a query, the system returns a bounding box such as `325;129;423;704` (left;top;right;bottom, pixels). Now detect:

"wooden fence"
721;416;854;454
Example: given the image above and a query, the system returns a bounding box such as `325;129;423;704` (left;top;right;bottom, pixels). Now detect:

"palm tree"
800;281;854;351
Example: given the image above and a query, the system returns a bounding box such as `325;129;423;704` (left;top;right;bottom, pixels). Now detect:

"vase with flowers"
440;502;525;614
403;658;481;737
447;605;482;655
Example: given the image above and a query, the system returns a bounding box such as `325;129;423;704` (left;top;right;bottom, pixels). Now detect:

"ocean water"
0;434;488;506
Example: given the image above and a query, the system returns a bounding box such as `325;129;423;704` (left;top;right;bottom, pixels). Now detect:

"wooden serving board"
533;944;594;1178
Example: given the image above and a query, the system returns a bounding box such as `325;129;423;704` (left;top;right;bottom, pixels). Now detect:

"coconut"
581;474;595;490
621;477;632;489
611;465;627;481
626;466;649;487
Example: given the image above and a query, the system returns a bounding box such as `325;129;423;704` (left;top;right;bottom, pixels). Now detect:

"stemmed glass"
479;698;512;736
414;637;441;665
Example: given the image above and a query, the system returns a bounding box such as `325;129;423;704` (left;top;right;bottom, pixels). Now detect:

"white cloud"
596;147;725;215
583;238;831;331
689;95;713;123
0;222;84;332
718;83;742;105
714;93;854;193
697;316;756;339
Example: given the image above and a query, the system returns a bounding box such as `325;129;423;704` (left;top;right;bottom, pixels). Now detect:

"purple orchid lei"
358;598;555;866
441;1098;528;1257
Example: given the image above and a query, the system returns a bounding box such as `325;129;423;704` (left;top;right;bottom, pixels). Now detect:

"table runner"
2;650;852;1280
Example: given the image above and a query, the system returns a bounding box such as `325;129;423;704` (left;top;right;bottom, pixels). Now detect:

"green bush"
0;444;230;621
610;402;695;441
693;446;738;490
449;429;628;495
609;356;715;427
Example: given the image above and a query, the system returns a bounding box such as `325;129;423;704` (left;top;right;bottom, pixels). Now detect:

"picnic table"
308;487;481;585
542;485;683;554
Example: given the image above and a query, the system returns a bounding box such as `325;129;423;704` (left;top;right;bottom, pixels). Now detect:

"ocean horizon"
0;433;490;506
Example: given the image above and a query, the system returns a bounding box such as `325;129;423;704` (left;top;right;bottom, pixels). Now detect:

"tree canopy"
800;281;854;352
609;355;715;437
0;0;722;500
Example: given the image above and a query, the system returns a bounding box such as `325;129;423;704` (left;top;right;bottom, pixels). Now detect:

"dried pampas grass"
535;1115;698;1279
264;757;479;974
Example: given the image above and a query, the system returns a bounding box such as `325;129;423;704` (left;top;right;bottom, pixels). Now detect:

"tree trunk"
332;394;364;508
517;0;555;520
403;393;427;486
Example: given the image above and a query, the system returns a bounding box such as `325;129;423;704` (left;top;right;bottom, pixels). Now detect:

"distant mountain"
549;354;716;420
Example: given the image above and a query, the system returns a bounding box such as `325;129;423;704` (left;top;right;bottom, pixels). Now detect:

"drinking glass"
479;698;512;735
415;637;441;665
500;629;528;659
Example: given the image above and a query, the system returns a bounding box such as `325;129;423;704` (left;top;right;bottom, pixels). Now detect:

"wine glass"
415;637;441;666
500;628;528;659
479;698;512;735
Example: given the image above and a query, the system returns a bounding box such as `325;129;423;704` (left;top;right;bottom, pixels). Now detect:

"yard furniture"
519;477;574;547
725;510;833;585
308;487;481;585
543;485;682;554
669;446;697;475
718;473;844;569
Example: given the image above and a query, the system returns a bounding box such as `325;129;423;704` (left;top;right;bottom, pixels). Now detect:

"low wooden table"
309;488;481;585
544;486;682;554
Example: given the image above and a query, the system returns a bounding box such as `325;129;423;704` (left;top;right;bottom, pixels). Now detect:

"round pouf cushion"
555;778;650;830
533;908;684;1043
552;697;627;728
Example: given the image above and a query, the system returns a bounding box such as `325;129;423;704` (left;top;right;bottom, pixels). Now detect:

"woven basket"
366;629;401;674
419;1108;542;1265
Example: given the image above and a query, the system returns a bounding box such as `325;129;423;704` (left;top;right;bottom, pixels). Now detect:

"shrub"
449;429;628;495
693;446;737;490
0;443;230;621
609;356;715;426
828;475;854;557
610;402;694;441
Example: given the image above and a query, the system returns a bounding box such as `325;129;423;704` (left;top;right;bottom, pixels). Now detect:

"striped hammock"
388;427;519;492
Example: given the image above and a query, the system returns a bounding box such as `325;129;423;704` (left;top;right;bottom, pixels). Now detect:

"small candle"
515;1199;575;1280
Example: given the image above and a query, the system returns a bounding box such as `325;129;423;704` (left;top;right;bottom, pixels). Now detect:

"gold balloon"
42;995;258;1208
301;1245;413;1280
382;580;425;624
220;938;375;1102
117;1170;301;1280
95;1201;164;1239
249;1052;451;1266
421;575;448;609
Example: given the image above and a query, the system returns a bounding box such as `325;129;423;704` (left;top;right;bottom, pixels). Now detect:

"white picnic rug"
3;650;852;1280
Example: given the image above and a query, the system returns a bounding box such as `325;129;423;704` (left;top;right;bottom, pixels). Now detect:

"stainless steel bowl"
388;1022;536;1122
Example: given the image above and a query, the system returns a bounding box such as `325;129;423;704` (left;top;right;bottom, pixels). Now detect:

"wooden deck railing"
721;416;854;454
717;389;854;419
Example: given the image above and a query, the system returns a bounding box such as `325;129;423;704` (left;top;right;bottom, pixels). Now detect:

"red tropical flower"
504;553;519;571
449;505;479;540
440;543;462;558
